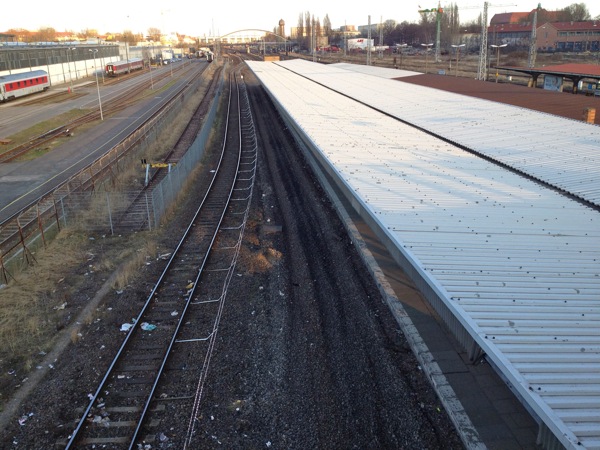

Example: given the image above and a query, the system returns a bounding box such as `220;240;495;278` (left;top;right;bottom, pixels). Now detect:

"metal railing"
0;67;223;284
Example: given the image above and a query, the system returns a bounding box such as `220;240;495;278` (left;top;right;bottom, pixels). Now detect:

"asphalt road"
0;62;205;223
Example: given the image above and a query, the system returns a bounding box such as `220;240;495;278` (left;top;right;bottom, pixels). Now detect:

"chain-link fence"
0;68;223;284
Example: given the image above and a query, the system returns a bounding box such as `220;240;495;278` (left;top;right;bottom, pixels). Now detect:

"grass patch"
1;109;86;150
0;62;221;411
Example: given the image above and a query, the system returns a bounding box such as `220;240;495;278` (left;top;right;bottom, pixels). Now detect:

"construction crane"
418;3;444;62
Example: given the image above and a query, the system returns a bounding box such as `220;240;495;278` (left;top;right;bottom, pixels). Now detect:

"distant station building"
489;8;600;52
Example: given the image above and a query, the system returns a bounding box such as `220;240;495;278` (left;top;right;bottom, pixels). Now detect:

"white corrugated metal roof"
276;59;600;208
329;63;421;79
247;60;600;450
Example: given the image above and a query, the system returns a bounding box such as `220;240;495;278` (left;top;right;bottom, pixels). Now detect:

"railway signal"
142;160;176;186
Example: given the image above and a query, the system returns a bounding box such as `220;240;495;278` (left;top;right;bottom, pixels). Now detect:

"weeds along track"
0;62;198;164
64;69;258;449
0;63;208;280
112;65;224;231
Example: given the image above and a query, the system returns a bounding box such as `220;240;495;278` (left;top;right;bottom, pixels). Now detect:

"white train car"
0;70;50;102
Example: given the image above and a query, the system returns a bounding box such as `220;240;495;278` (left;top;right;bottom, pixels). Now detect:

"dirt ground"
0;64;463;449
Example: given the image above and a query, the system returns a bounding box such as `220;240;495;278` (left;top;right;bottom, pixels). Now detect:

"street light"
451;44;465;77
397;43;407;69
89;49;103;120
149;42;154;90
490;44;508;83
66;47;76;92
421;43;433;74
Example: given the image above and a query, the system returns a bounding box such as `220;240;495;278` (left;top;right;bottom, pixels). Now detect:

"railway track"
0;62;196;164
64;67;258;449
0;61;208;269
111;65;225;231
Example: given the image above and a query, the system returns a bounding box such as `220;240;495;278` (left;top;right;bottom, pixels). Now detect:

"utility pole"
418;3;443;63
477;1;489;80
477;2;517;81
528;8;538;68
379;17;384;59
367;15;372;66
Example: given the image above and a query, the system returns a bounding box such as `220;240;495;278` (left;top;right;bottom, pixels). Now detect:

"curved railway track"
64;66;258;449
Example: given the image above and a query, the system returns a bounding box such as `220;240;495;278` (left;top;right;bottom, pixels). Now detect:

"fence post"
106;192;114;236
145;193;152;231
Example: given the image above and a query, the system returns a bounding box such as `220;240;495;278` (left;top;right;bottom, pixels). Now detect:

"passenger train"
105;58;144;77
0;70;50;102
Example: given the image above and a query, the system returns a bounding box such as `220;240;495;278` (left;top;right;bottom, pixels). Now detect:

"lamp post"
65;47;75;92
421;43;433;74
397;43;407;69
490;43;508;83
149;42;154;90
89;49;103;120
451;44;465;77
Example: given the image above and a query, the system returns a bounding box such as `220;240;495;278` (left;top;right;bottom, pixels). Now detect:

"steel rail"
64;71;241;449
127;71;242;450
110;65;224;231
0;63;195;164
0;64;207;282
183;66;258;449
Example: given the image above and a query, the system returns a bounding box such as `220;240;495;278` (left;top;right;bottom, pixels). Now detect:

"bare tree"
561;2;591;21
6;28;32;43
315;17;322;44
297;13;305;49
418;10;436;44
33;27;57;42
147;27;162;42
381;20;397;45
304;11;312;51
77;29;99;41
442;3;461;46
120;30;138;45
323;14;332;38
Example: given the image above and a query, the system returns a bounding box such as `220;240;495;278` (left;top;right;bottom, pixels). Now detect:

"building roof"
500;63;600;83
488;22;534;33
532;63;600;77
550;20;600;31
490;12;530;25
490;20;600;34
247;59;600;450
491;9;565;25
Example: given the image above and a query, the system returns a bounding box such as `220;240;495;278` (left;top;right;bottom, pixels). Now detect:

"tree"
120;30;138;45
418;10;436;44
304;11;312;51
561;3;591;21
390;21;422;46
296;13;305;49
147;27;162;42
442;3;461;47
381;20;397;45
315;17;322;45
33;27;57;42
6;28;32;43
77;29;99;41
323;14;332;38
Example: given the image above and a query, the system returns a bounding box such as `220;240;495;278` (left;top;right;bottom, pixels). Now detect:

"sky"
2;1;599;38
